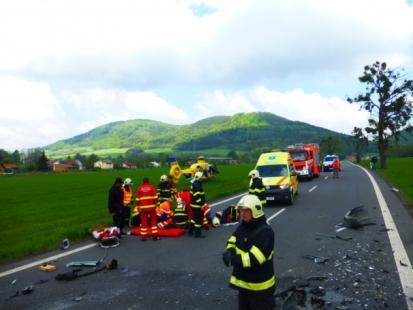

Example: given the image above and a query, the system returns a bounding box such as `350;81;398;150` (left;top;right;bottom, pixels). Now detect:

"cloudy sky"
1;0;413;150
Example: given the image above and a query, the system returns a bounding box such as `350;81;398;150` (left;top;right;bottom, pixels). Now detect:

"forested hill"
45;112;351;157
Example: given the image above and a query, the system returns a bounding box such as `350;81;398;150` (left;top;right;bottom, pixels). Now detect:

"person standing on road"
108;177;125;234
222;194;275;310
332;158;340;178
136;177;160;241
370;156;378;170
122;178;134;226
248;170;266;207
189;171;206;238
157;174;174;204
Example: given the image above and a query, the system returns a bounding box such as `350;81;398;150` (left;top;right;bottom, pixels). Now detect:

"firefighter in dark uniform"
189;171;206;238
223;194;275;310
108;177;125;233
157;174;174;203
248;170;266;207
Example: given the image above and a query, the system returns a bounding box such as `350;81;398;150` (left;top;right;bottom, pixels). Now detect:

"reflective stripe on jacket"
225;216;275;293
136;182;158;209
249;177;266;205
122;186;133;205
190;180;205;209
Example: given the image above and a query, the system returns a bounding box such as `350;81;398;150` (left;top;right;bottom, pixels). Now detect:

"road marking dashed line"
309;185;318;192
267;208;286;223
352;162;413;309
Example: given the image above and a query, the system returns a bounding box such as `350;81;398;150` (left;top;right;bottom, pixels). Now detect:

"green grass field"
0;164;253;264
359;157;413;204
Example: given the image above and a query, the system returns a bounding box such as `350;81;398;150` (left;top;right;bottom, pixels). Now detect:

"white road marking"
352;162;413;309
324;176;329;180
267;208;286;223
210;192;247;207
0;243;97;278
309;185;318;192
0;191;248;279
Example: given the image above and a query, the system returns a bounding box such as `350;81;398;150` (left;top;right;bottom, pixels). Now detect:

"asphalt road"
1;161;413;309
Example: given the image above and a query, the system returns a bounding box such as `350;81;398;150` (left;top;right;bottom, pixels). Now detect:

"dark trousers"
190;206;203;236
238;290;275;310
112;207;124;231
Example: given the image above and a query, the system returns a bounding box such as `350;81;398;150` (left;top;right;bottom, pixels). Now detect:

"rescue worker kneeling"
223;195;275;310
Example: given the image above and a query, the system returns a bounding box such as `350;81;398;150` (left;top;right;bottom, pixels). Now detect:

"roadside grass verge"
359;157;413;205
0;164;253;264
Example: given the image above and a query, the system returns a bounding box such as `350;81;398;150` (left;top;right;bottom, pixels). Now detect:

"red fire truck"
284;143;320;180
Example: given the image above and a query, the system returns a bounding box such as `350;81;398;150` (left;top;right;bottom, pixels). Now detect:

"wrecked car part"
343;206;375;229
38;262;57;272
21;285;33;295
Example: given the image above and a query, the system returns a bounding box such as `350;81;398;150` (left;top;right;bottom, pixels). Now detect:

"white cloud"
195;86;370;134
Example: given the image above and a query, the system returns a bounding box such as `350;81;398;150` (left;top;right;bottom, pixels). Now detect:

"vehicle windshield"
257;165;288;177
290;151;308;162
324;156;337;162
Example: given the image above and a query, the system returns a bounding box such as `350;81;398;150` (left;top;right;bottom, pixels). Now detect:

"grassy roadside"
0;164;253;265
358;157;413;205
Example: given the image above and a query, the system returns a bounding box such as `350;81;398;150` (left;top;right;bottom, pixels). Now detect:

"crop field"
360;157;413;204
0;164;253;264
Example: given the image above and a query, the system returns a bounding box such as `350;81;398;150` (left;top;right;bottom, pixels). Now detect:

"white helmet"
236;195;264;219
160;174;168;182
248;169;260;178
124;178;132;185
194;171;203;180
212;216;221;227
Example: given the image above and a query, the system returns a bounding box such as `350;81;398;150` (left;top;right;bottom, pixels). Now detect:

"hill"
45;112;351;158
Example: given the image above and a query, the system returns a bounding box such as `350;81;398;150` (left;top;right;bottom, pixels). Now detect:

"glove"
222;248;235;267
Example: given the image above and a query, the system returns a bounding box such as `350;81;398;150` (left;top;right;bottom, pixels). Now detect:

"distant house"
53;160;83;172
122;162;136;169
94;160;114;170
0;163;19;174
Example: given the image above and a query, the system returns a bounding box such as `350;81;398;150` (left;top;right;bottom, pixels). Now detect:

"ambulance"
255;152;299;205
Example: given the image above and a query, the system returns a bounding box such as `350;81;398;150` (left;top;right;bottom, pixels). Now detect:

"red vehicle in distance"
284;143;320;180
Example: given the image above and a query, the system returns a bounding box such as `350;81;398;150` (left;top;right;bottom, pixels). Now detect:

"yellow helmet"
248;169;260;178
236;195;264;219
194;171;203;180
160;175;168;182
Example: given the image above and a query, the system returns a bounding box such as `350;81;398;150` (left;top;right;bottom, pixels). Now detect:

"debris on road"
73;292;87;302
307;276;328;282
60;238;70;250
56;259;118;281
38;262;57;272
400;260;409;267
34;279;48;285
316;232;352;241
343;206;375;229
391;187;399;193
10;279;17;286
8;291;19;299
21;285;33;295
302;255;329;264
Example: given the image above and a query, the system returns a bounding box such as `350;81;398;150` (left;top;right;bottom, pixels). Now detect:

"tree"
351;127;368;163
12;150;21;164
0;149;10;163
85;154;99;170
227;150;238;160
320;135;342;155
37;151;49;171
348;61;413;169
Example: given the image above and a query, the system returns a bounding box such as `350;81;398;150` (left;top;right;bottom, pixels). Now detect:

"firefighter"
156;201;174;229
136;177;160;241
189;171;206;238
248;170;266;206
108;177;125;234
223;195;275;310
333;158;340;179
122;178;133;225
157;175;174;203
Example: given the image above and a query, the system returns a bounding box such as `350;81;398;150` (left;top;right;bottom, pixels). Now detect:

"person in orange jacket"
122;178;133;225
136;177;160;241
332;158;340;179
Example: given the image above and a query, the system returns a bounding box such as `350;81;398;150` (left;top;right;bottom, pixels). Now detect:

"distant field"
47;147;130;159
0;164;253;264
359;157;413;204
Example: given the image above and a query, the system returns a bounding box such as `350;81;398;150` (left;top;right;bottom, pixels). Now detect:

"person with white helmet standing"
223;195;275;310
122;178;134;226
157;174;174;204
248;170;266;207
189;171;206;238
